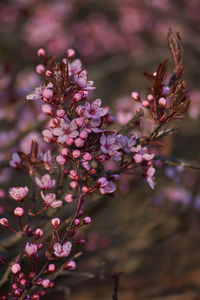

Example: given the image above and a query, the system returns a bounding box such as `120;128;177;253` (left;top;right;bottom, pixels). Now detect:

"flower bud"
51;218;61;229
75;138;84;148
66;48;75;58
70;181;77;189
48;264;55;272
83;216;91;224
147;94;154;101
56;155;66;165
56;109;65;118
79;130;88;139
72;150;81;158
131;92;140;101
11;263;21;274
41;104;54;116
36;64;45;74
0;218;9;227
14;207;24;217
158;97;166;107
42;279;50;288
74;219;80;226
43;88;53;99
83;152;92;161
37;48;45;57
64;194;74;203
35;228;43;239
61;148;69;156
66;137;74;146
63;260;76;270
142;100;149;108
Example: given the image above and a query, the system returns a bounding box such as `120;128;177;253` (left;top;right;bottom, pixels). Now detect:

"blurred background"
1;0;200;299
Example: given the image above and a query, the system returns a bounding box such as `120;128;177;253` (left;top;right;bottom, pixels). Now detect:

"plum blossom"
35;174;56;189
73;70;95;91
41;191;62;208
68;59;82;75
53;241;72;257
52;119;79;144
9;187;29;201
98;179;116;194
84;99;108;120
100;134;121;161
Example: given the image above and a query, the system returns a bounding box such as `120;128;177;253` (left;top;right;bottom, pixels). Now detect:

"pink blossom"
53;241;72;257
84;99;108;120
9;187;29;201
26;86;43;101
11;263;21;274
100;134;121;161
73;70;95;91
25;243;37;256
35;174;56;189
41;191;62;208
69;59;82;75
99;180;116;194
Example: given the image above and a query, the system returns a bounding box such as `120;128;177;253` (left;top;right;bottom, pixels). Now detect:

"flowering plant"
0;29;192;299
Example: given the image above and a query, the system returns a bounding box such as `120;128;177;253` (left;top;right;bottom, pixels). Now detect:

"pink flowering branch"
0;29;193;299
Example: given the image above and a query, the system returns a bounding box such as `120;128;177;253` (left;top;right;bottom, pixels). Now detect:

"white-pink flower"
53;241;72;257
41;191;62;208
9;187;29;201
35;174;56;189
25;243;37;256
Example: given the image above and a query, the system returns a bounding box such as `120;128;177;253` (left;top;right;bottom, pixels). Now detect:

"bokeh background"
1;0;200;299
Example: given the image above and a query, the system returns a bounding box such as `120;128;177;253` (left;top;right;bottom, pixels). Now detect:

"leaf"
167;28;184;75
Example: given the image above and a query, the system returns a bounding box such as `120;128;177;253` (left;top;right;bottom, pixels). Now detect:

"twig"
111;272;122;300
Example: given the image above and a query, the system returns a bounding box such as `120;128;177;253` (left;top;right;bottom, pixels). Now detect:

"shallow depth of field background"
1;0;200;299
